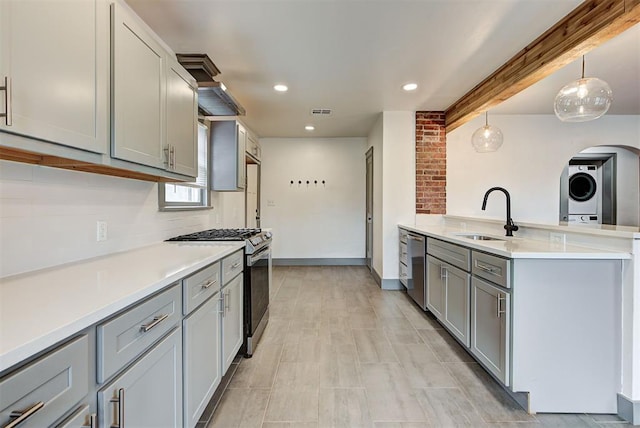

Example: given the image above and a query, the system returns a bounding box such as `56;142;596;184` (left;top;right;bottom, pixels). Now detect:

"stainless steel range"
167;228;272;356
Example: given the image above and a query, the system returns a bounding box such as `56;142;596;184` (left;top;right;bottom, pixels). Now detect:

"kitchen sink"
455;234;505;241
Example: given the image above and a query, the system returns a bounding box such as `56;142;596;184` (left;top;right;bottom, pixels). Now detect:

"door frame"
365;147;374;272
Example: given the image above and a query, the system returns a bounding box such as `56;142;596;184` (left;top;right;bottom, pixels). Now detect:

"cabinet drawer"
183;261;221;315
97;284;181;383
222;249;244;284
399;241;408;265
427;238;470;272
399;229;408;244
472;251;511;289
399;263;408;287
0;335;89;428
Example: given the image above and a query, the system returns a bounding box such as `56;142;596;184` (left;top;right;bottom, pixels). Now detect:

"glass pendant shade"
554;56;613;122
471;113;503;153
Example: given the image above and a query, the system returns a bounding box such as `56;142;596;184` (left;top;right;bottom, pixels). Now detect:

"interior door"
246;163;259;228
365;148;374;271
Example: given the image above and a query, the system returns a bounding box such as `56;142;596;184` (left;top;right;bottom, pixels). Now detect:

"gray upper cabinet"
98;328;183;428
0;0;109;154
0;335;90;428
166;57;198;177
111;1;166;169
210;120;246;191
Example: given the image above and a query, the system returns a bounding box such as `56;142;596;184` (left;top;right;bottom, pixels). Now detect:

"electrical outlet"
97;221;108;242
550;232;566;246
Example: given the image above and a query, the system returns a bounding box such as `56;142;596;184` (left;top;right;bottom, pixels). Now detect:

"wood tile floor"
207;266;631;428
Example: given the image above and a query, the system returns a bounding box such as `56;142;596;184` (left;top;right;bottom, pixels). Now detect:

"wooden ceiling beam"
444;0;640;133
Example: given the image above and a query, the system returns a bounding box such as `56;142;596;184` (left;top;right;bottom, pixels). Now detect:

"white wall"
259;137;366;260
366;111;415;286
447;115;640;225
0;160;244;277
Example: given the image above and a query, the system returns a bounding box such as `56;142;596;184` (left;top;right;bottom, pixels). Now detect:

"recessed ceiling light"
402;83;418;91
274;84;288;92
305;125;315;131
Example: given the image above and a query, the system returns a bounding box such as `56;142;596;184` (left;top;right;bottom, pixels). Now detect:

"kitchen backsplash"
0;160;244;278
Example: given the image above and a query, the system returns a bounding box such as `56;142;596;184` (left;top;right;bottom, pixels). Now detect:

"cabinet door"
167;59;197;177
471;277;510;386
183;295;221;428
0;0;108;153
222;274;244;374
111;2;165;169
443;263;470;347
426;255;445;319
237;124;247;189
98;328;182;428
0;336;89;428
56;404;95;428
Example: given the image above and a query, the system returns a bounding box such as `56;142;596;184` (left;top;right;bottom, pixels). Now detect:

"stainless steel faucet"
482;187;519;237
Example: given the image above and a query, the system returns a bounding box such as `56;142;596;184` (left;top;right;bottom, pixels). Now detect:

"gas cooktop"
166;228;262;242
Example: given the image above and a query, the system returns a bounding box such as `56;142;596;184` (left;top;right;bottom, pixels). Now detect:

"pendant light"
471;112;503;153
554;55;613;122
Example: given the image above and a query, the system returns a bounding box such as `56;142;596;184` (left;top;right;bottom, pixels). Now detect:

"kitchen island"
399;220;630;414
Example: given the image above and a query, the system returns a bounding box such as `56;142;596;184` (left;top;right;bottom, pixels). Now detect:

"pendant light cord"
485;111;488;127
581;55;585;79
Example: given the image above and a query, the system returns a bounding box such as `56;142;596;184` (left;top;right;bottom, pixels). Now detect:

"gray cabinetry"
210;120;246;191
221;273;244;374
57;404;96;428
0;335;90;428
470;276;510;386
183;261;221;315
426;238;471;347
399;229;408;287
183;292;221;428
0;0;109;154
98;328;182;428
470;251;511;386
97;283;181;383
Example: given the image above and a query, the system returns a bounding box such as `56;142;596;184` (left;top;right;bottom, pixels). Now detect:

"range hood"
176;53;246;116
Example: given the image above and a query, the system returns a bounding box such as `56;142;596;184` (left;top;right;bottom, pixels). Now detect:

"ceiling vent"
310;108;332;116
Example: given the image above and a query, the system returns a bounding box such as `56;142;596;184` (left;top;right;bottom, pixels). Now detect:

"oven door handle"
248;246;271;265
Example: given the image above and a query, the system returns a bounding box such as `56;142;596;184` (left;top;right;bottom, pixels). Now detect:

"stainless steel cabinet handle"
0;76;11;126
220;293;225;316
88;413;97;428
476;261;498;275
170;145;175;169
201;279;217;289
231;262;241;269
140;314;169;332
6;401;44;428
497;294;506;318
163;145;170;167
440;266;447;281
225;290;231;313
110;388;124;428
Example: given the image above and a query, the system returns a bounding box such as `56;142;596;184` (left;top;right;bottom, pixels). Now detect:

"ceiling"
126;0;638;138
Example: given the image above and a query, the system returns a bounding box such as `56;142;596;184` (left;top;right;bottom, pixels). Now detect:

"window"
159;122;211;210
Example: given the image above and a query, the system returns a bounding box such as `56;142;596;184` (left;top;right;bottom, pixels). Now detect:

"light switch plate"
97;221;108;241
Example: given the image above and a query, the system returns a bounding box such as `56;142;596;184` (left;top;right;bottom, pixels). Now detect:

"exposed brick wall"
416;112;446;214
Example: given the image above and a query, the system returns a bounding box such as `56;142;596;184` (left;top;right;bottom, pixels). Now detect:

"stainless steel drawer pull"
110;388;124;428
163;145;170;167
220;294;225;316
170;145;175;169
476;261;499;274
497;295;506;318
0;76;11;126
6;401;44;428
231;262;241;269
440;266;448;281
140;314;169;332
225;290;231;312
201;279;217;289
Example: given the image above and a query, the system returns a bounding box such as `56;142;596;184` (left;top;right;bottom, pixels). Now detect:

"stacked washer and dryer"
567;164;601;224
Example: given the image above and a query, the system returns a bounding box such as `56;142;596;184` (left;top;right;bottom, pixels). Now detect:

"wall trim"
371;268;382;286
618;393;640;425
272;258;366;266
381;279;404;290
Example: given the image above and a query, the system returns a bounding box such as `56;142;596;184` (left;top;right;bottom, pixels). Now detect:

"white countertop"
0;241;244;373
399;224;632;260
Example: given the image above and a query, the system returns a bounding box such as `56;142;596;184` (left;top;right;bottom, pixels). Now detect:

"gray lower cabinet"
183;294;221;428
442;263;470;347
470;276;511;386
0;335;89;428
221;273;244;374
426;255;445;319
98;328;183;428
56;404;96;428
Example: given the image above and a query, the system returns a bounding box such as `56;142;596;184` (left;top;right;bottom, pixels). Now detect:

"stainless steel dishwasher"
406;233;427;310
